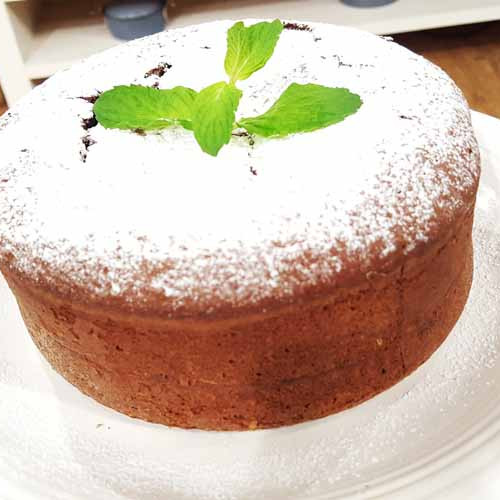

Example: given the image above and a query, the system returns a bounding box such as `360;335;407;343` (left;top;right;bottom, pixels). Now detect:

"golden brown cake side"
2;207;474;430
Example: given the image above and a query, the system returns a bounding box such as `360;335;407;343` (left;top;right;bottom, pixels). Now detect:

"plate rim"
0;110;499;500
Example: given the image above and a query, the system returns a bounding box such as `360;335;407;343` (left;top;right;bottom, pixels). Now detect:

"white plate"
1;111;499;500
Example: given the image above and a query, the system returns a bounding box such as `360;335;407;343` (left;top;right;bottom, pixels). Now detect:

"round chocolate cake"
0;20;480;430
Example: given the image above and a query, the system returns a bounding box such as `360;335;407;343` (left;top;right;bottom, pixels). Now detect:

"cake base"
1;209;474;430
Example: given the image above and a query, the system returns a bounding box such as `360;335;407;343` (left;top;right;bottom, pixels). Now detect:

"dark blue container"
104;0;166;41
341;0;397;6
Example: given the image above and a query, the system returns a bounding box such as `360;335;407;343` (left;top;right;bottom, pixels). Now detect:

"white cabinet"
1;0;500;106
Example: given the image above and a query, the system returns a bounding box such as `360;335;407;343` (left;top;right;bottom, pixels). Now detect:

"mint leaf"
94;85;197;131
239;83;362;137
192;82;242;156
224;19;283;83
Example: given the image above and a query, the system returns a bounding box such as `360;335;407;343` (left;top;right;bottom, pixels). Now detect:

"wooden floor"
1;21;499;118
0;86;6;116
393;21;500;118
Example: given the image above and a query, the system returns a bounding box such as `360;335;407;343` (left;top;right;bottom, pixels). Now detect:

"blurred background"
0;0;499;117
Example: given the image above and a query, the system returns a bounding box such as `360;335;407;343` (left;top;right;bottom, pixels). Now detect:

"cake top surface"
0;20;480;318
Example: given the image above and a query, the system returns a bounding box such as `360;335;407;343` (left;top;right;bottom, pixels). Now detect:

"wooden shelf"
22;0;500;79
1;0;500;106
167;0;500;34
20;0;117;78
25;11;117;78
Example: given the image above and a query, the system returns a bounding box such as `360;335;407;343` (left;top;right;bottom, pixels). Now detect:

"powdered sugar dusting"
0;20;480;314
0;112;498;499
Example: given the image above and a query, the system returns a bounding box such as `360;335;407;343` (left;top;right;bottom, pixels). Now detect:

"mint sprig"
93;20;363;156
